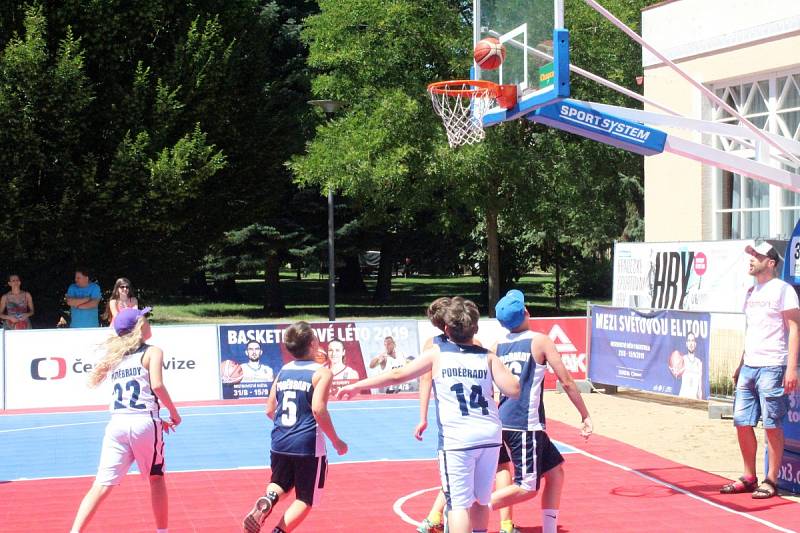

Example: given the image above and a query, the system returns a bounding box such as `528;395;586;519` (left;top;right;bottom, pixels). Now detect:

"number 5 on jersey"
280;390;298;426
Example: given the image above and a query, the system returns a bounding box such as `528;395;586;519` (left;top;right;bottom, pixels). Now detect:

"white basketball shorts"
95;413;165;486
438;445;501;510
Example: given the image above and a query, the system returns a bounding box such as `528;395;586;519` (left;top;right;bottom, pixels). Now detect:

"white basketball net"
429;83;495;148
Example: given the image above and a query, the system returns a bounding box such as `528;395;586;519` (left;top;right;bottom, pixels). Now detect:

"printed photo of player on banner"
362;320;421;394
219;324;285;399
589;305;711;399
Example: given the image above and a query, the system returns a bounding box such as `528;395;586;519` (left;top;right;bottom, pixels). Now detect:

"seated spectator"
0;274;34;329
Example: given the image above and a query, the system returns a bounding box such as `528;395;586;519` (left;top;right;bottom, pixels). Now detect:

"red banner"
528;317;588;390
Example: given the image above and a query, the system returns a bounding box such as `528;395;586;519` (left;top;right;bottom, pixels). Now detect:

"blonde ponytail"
88;317;148;388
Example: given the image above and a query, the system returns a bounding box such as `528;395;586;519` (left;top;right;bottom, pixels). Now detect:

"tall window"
709;72;800;239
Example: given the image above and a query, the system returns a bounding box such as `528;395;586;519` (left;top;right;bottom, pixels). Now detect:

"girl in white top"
105;277;139;326
71;307;181;533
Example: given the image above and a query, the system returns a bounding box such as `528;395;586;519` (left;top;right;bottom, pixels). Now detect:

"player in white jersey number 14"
338;297;520;533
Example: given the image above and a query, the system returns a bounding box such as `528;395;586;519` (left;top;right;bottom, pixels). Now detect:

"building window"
708;72;800;239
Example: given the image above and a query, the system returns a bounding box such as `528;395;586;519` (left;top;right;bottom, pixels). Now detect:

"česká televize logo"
30;357;67;380
30;356;197;380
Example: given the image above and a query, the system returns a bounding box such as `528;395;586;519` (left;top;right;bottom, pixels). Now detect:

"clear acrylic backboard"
475;0;569;119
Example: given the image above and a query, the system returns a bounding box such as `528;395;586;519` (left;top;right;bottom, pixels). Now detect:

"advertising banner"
218;320;421;399
529;317;588;389
613;240;755;312
4;325;220;410
1;331;5;409
786;391;800;452
417;317;588;390
589;306;711;399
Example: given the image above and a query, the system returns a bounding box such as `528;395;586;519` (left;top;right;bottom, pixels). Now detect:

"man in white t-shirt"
721;242;799;499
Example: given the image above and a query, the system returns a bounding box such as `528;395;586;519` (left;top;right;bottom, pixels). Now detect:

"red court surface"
2;419;799;532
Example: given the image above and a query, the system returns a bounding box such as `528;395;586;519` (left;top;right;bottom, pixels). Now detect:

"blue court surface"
1;398;576;482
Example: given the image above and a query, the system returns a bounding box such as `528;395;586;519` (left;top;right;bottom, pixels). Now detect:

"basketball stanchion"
427;80;517;148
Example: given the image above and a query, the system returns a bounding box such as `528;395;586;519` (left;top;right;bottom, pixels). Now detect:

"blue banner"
589;306;710;399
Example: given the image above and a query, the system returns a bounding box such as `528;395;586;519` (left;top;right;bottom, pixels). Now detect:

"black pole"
327;187;336;321
308;100;343;323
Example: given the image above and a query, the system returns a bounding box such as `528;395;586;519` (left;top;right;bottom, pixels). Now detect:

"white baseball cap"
745;242;782;262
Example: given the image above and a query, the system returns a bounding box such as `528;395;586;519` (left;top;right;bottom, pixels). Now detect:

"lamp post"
308;99;344;322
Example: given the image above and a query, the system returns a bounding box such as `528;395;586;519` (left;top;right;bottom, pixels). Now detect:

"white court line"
6;457;436;483
0;420;105;434
0;398;419;417
394;486;438;527
569;446;797;533
0;404;416;433
390;444;798;533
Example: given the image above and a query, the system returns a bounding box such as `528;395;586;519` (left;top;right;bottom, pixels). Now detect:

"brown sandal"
752;479;778;499
720;476;758;494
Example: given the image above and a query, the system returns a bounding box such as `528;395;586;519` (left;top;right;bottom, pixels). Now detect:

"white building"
642;0;800;241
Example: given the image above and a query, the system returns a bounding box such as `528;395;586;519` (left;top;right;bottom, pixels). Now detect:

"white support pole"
583;0;800;167
587;101;800;161
555;0;564;28
665;136;800;193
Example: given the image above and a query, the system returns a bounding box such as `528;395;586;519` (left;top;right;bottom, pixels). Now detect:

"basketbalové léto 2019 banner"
588;305;710;399
218;320;420;399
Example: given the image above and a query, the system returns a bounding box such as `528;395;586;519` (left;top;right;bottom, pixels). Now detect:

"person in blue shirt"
66;268;101;328
243;321;348;533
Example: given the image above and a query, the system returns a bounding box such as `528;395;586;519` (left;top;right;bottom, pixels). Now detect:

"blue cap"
495;289;526;329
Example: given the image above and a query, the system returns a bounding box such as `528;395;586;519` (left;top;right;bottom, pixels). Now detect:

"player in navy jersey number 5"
338;297;520;533
71;307;181;533
243;321;348;533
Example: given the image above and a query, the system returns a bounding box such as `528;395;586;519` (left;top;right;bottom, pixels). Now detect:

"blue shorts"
733;365;789;429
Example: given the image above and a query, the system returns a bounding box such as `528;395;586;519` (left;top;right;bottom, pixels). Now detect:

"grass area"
149;272;609;325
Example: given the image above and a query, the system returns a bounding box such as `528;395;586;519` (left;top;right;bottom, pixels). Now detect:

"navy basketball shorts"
270;452;327;506
502;429;564;492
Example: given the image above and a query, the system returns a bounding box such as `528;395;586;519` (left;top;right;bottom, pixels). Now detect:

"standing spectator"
105;278;139;326
0;274;34;329
720;242;799;499
66;268;101;328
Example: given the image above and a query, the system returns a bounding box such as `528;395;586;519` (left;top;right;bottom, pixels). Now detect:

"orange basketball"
220;359;244;384
668;350;685;378
314;347;330;367
474;37;506;70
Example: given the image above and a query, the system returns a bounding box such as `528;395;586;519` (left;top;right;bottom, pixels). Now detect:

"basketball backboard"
475;0;569;123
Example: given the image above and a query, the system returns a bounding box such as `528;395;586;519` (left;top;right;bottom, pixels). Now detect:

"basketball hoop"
427;80;517;148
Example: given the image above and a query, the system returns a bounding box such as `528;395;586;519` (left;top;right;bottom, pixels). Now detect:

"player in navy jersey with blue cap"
243;321;348;533
490;290;592;533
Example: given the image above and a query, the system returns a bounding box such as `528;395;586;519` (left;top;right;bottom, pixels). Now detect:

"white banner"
612;239;762;312
4;325;220;410
1;331;5;409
